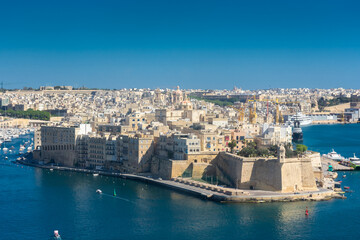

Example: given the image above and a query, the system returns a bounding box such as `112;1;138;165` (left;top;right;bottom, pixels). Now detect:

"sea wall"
211;152;317;193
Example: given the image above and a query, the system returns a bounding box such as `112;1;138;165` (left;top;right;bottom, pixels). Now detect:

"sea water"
1;125;360;240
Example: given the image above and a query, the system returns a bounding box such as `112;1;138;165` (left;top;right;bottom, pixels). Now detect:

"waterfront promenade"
17;160;340;203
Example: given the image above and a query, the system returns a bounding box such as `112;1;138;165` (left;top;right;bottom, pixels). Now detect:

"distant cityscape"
1;85;360;202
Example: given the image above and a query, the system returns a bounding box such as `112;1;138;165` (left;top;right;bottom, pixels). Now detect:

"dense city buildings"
1;86;360;193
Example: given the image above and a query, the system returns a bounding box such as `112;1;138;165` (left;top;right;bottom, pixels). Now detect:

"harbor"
0;123;360;239
0;127;35;153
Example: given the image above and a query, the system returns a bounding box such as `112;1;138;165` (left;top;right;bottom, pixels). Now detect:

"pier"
321;157;354;171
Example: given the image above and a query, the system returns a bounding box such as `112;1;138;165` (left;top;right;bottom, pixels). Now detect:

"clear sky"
0;0;359;90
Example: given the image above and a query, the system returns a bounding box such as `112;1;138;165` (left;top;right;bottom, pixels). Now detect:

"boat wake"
100;193;133;203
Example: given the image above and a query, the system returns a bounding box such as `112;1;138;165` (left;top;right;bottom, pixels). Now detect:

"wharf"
321;157;354;171
16;160;339;203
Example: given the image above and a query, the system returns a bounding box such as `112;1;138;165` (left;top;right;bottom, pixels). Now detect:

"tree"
238;147;257;157
296;144;308;154
268;145;278;156
257;147;270;157
228;140;237;153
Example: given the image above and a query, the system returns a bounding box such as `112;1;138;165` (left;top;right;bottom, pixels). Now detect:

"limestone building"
39;124;92;166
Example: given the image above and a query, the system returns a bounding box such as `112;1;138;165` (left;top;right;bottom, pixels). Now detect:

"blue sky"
0;0;359;89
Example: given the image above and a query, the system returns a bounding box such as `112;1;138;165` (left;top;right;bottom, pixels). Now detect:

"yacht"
287;112;312;126
19;145;25;152
27;146;32;152
323;149;346;162
349;154;360;170
3;147;8;154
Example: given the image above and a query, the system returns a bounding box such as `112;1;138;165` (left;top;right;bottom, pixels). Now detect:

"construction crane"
246;96;258;124
246;97;300;124
274;99;300;124
229;105;245;123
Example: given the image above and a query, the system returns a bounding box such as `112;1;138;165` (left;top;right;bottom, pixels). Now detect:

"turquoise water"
1;125;360;240
302;123;360;158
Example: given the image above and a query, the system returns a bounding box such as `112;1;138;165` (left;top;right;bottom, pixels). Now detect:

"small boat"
50;168;54;171
5;156;8;160
93;173;99;177
19;145;25;152
113;188;117;197
53;230;62;240
96;189;102;194
344;186;350;189
343;175;346;178
3;147;8;153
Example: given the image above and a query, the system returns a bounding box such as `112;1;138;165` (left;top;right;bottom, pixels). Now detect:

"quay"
321;157;354;171
16;160;340;203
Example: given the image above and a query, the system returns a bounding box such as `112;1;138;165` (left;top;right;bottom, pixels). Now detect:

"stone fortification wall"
299;158;319;191
213;153;282;191
152;153;217;179
307;152;322;168
212;152;317;193
212;153;242;187
241;158;282;191
170;160;190;178
192;163;209;179
151;157;173;179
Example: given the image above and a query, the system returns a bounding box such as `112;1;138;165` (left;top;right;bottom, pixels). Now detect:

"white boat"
3;147;8;153
322;149;346;162
53;230;62;240
96;189;102;194
287;112;312;126
93;173;99;177
349;154;360;170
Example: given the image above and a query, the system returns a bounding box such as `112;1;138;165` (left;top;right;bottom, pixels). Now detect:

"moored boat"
349;154;360;170
323;149;346;162
3;147;8;153
287;112;313;126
